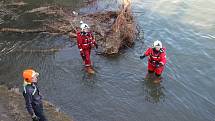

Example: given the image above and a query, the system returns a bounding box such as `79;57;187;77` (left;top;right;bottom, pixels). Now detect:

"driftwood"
26;6;51;13
103;0;136;54
67;0;137;54
0;28;46;33
1;0;137;55
4;1;27;6
0;27;77;37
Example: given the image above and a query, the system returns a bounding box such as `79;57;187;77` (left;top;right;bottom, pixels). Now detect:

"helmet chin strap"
153;47;161;52
81;31;87;35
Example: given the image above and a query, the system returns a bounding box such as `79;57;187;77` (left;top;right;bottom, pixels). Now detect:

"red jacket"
76;31;96;50
144;48;166;65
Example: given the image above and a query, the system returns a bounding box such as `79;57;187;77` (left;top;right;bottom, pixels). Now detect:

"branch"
0;28;46;33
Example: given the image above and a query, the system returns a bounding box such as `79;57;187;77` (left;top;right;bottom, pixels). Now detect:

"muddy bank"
0;85;73;121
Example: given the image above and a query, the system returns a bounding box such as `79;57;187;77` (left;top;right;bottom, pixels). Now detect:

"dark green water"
0;0;215;121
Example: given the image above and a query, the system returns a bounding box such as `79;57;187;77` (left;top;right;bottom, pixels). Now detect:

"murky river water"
0;0;215;121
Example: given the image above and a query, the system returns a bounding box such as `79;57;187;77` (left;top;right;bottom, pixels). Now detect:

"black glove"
140;55;145;59
82;55;86;61
32;114;39;121
155;63;163;68
95;44;98;49
81;53;86;60
155;64;160;68
80;50;86;60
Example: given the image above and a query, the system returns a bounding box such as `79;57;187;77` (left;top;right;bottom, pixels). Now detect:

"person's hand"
82;54;86;60
156;63;163;68
95;44;98;49
80;49;86;60
69;32;73;36
155;64;160;68
32;114;39;121
80;49;83;54
140;55;145;59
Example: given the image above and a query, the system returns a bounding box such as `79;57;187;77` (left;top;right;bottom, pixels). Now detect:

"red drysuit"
76;31;96;67
144;48;166;75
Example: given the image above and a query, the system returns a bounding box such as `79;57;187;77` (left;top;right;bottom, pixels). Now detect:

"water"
1;0;215;121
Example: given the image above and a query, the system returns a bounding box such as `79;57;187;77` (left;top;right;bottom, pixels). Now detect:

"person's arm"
76;32;82;49
159;51;166;66
77;32;85;56
140;48;151;59
90;32;98;49
23;89;34;116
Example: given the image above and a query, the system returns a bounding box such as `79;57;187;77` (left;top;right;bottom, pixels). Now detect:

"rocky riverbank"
0;85;73;121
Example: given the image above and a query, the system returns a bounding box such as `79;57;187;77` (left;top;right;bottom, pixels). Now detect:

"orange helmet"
23;69;39;83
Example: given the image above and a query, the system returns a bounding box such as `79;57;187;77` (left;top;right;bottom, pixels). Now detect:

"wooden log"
0;28;46;33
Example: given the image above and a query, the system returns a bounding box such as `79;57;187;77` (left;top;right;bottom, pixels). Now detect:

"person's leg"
155;73;161;77
79;50;85;65
145;62;155;80
84;49;95;73
33;104;47;121
89;49;92;66
84;49;91;67
148;70;154;73
155;66;164;77
147;62;155;73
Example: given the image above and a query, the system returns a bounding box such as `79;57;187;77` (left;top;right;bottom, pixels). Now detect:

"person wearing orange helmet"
22;69;47;121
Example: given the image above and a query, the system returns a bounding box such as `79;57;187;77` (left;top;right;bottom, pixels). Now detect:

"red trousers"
80;49;91;67
148;61;164;75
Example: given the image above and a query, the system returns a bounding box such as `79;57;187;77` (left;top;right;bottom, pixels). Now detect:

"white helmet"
80;21;90;31
153;40;162;49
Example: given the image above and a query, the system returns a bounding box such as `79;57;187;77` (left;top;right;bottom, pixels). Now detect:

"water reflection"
142;73;165;104
81;72;97;87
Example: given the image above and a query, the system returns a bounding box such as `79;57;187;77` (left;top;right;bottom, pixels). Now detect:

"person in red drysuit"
140;40;166;77
76;21;98;72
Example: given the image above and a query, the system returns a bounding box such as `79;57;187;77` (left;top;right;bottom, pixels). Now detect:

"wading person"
22;69;47;121
76;21;98;74
140;40;166;82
